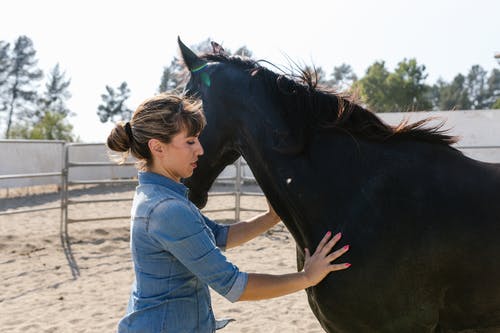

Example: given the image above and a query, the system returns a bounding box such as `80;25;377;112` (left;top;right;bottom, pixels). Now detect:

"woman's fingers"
302;232;351;286
316;231;342;255
326;244;350;262
329;263;352;272
315;231;333;253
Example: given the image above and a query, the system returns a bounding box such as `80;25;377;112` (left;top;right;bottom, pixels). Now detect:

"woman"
107;93;351;332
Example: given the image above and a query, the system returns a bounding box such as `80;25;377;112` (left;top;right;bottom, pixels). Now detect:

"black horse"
178;38;500;332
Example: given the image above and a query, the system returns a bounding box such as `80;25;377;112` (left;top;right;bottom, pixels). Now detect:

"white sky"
1;0;499;142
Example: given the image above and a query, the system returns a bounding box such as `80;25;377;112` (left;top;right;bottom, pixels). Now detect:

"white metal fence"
0;141;263;221
2;140;499;223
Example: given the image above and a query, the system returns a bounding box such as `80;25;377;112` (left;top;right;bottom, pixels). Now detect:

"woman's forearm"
237;231;351;302
238;272;310;301
226;212;280;249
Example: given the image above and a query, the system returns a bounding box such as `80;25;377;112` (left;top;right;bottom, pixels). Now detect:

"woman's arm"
238;231;350;301
226;200;281;249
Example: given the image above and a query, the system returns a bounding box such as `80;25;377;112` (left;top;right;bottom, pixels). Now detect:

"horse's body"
178;39;500;332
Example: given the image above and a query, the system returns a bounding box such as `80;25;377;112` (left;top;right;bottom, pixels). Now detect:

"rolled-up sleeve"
202;215;230;251
148;199;247;302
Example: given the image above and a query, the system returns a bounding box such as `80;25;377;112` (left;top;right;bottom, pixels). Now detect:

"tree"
492;98;500;109
12;63;76;141
431;75;471;111
158;58;184;93
4;36;43;138
38;63;72;117
486;68;500;109
0;41;10;90
354;59;432;112
9;111;74;141
353;61;391;111
328;63;358;91
385;58;432;112
466;65;489;109
0;41;10;125
97;81;132;123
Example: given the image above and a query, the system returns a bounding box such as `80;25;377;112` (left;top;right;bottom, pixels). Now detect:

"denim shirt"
118;172;248;333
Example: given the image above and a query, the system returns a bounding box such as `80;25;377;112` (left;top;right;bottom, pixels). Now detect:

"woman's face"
150;129;204;182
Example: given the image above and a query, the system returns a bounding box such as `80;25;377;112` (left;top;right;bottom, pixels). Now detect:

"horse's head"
177;37;319;208
178;37;243;208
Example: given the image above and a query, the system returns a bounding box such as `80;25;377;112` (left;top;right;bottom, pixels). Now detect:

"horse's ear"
178;36;207;71
210;41;226;55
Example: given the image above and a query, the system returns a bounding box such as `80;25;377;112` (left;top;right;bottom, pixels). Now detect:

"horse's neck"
237;132;452;248
238;131;340;248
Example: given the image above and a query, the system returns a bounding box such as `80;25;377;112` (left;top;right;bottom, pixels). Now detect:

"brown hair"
106;93;206;170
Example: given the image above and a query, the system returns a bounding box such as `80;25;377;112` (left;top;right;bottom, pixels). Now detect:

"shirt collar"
138;171;189;198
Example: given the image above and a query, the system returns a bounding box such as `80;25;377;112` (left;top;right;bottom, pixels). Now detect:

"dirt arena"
0;184;323;332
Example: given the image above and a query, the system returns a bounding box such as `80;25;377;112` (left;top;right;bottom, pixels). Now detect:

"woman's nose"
197;142;204;156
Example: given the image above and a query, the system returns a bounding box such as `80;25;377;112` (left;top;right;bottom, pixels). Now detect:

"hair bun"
107;123;131;152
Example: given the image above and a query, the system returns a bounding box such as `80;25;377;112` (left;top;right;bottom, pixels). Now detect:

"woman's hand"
302;232;351;287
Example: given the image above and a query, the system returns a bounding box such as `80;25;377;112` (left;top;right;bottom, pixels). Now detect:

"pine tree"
0;41;11;126
97;82;132;123
158;58;184;93
0;41;10;88
466;65;489;109
328;64;358;91
4;36;43;138
38;63;72;117
431;75;470;111
486;68;500;109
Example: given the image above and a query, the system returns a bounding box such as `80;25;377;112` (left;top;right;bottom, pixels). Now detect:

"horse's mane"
200;53;459;153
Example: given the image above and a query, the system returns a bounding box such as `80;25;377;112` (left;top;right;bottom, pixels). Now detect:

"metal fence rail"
0;140;65;217
200;158;265;220
0;172;64;213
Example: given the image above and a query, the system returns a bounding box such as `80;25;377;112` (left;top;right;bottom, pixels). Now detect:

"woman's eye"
187;141;195;145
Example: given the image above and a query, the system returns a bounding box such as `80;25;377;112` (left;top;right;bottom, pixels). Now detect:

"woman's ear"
148;139;164;155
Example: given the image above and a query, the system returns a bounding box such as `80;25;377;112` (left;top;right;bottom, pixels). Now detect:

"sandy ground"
0;184;323;333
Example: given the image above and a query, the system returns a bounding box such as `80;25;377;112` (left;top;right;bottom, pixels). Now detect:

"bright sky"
1;0;499;142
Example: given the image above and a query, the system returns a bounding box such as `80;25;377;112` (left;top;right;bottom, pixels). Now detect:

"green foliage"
492;98;500;109
486;68;500;108
354;59;432;112
0;41;10;115
431;75;470;111
97;81;132;123
3;36;43;138
38;63;72;118
0;36;76;140
328;63;358;91
9;111;74;141
466;65;489;109
353;61;391;111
